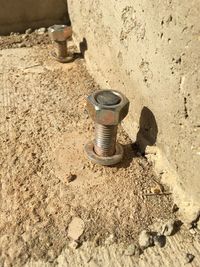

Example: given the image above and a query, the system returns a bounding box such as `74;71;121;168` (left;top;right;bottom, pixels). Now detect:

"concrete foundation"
68;0;200;222
0;0;69;35
0;0;199;223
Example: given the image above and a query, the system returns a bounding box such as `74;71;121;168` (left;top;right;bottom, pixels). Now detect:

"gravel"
153;234;166;248
138;230;154;249
25;28;32;34
68;217;85;241
185;253;195;264
36;27;46;35
161;219;176;236
124;244;142;256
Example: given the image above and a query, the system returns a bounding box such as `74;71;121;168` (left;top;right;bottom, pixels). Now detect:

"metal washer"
51;51;74;63
85;140;124;166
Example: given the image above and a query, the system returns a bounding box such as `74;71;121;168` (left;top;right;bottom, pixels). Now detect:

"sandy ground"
0;33;199;267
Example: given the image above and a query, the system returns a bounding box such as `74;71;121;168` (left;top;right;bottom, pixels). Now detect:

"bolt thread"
94;123;117;156
55;41;68;58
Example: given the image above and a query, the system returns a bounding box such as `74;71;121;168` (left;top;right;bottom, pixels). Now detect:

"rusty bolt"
48;25;74;63
85;89;129;165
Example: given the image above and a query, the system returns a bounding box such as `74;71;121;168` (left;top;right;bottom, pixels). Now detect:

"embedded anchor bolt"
48;25;74;63
85;90;129;165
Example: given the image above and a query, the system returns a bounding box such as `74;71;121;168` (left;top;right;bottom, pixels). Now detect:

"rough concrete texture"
0;0;69;35
26;231;200;267
68;0;200;222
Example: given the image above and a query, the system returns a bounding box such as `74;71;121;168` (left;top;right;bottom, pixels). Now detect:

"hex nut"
48;25;72;42
87;90;129;126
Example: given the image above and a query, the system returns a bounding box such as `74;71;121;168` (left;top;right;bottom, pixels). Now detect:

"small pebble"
124;244;142;256
22;34;28;40
138;230;154;249
189;228;196;235
150;185;162;194
68;217;85;241
161;219;176;236
67;173;77;183
17;42;26;48
185;253;195;264
37;27;46;34
68;240;79;249
192;221;197;228
172;203;179;213
124;244;136;256
80;165;85;170
153;234;166;248
25;28;32;34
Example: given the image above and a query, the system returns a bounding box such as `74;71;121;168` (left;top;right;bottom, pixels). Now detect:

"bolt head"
48;25;72;42
87;90;129;125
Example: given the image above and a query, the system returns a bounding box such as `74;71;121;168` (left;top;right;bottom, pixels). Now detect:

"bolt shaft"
94;123;118;157
55;41;68;58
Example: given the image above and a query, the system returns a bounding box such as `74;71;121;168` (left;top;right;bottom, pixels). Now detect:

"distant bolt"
85;89;129;165
48;25;74;63
55;41;68;58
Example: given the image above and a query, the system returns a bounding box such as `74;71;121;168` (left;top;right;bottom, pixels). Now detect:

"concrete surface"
68;0;200;223
0;0;69;35
26;231;200;267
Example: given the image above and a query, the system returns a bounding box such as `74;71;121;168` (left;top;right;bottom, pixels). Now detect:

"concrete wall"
68;0;200;221
0;0;69;35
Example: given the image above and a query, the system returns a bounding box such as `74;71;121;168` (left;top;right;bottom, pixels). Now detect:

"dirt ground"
0;31;51;49
0;33;199;267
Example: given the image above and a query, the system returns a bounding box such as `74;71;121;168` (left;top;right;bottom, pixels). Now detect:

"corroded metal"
48;25;74;63
85;89;129;165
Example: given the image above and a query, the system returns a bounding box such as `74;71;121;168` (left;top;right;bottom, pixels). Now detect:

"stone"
68;217;85;241
185;253;195;264
138;230;154;249
22;34;28;40
124;244;136;256
67;173;77;183
124;244;142;256
17;43;26;48
153;234;166;248
25;28;32;34
172;203;179;213
189;228;196;235
150;185;163;194
161;219;176;236
37;27;46;35
145;146;158;155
